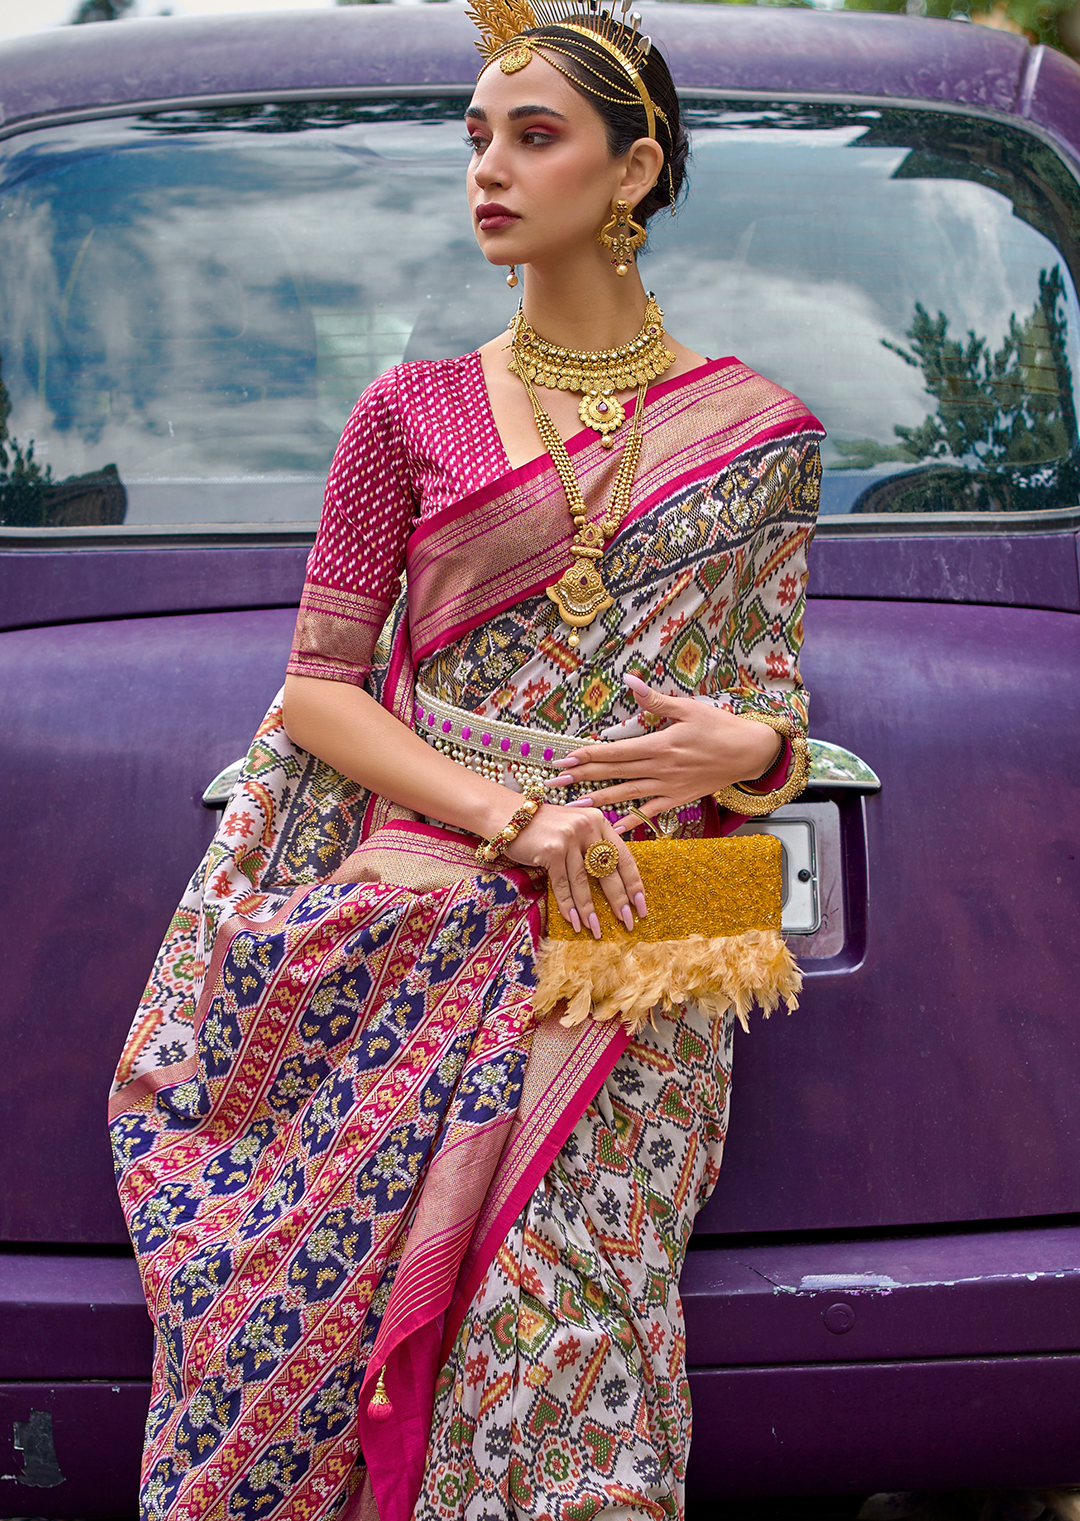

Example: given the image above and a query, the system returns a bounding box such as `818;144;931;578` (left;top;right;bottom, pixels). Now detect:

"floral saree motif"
109;356;822;1521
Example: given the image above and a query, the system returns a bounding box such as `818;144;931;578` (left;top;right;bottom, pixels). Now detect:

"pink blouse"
287;354;507;688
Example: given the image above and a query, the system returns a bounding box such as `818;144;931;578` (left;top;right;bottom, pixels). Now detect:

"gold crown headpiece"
466;0;669;144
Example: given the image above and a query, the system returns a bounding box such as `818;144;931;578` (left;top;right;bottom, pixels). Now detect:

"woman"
109;5;823;1519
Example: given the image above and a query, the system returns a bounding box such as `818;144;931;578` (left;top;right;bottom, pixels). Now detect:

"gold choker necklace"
508;295;675;449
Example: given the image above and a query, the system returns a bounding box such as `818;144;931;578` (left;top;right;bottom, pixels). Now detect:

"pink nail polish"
634;892;647;918
589;913;602;940
569;908;582;934
621;905;634;931
553;757;579;769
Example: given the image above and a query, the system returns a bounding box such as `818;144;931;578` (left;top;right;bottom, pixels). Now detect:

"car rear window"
1;96;1077;531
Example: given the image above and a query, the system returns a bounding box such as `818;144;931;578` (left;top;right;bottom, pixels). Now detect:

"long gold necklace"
516;369;648;649
508;295;674;449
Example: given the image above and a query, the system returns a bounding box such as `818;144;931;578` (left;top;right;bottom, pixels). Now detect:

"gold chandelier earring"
598;199;646;277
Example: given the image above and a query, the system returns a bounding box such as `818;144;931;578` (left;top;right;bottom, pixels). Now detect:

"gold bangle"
475;781;547;865
713;714;809;818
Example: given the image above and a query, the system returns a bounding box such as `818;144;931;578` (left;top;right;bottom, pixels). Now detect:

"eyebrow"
464;104;570;122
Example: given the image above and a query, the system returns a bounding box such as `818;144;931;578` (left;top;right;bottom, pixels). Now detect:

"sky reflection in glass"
1;100;1076;524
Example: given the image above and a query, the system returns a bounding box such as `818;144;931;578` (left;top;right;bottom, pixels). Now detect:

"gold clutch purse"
534;833;801;1034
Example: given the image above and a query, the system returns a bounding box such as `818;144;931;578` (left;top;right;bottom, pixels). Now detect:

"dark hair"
524;22;688;225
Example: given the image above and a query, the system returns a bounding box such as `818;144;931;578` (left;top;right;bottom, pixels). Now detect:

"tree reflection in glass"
834;268;1079;513
0;358;127;526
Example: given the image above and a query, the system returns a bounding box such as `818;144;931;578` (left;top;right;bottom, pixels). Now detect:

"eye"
464;132;489;153
522;129;557;146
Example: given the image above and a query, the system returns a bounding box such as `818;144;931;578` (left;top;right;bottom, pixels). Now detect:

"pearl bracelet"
475;781;548;865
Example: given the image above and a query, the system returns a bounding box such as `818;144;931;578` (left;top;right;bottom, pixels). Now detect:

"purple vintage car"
2;3;1079;1513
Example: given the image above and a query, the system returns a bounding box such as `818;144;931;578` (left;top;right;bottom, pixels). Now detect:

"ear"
617;137;665;207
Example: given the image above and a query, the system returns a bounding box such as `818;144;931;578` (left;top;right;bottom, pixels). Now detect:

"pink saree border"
443;1015;630;1358
358;1001;630;1521
405;362;823;662
426;356;743;533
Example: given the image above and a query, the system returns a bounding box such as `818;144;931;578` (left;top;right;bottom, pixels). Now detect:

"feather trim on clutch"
535;833;801;1034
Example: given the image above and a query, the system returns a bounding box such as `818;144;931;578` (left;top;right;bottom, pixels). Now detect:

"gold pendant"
578;391;625;449
499;43;532;73
546;560;614;639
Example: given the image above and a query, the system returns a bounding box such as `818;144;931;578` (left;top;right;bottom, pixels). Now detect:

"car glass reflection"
1;99;1077;528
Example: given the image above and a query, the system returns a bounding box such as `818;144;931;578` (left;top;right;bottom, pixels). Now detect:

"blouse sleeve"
286;367;416;688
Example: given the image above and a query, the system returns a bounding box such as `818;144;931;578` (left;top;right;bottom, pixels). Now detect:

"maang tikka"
598;199;647;277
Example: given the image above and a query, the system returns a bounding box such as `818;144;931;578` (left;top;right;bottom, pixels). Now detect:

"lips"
476;202;519;231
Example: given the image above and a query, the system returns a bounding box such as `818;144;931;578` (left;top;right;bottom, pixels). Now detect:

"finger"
571;831;641;931
611;797;679;834
560;735;672;770
547;864;583;935
564;781;668;807
554;758;664;786
556;732;673;769
565;849;602;939
624;673;695;717
598;841;646;929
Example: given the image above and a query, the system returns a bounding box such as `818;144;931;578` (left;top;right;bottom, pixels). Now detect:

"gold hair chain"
467;0;679;211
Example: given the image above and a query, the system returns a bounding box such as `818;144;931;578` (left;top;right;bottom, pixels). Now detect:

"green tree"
836;267;1076;472
0;361;55;527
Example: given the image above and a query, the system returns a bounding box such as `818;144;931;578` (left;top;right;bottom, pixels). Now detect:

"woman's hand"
501;801;646;939
550;672;783;827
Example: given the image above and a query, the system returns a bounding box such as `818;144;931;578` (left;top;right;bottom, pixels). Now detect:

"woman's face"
465;53;629;270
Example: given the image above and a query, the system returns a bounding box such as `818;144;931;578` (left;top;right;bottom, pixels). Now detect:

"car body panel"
1;609;296;1244
0;1255;151;1381
681;1224;1080;1365
0;545;311;633
0;7;1043;129
3;527;1078;638
685;1354;1080;1496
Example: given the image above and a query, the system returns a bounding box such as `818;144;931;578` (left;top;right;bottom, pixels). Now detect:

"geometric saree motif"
419;1005;734;1521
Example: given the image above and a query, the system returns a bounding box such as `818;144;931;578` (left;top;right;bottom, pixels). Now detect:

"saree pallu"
109;359;823;1521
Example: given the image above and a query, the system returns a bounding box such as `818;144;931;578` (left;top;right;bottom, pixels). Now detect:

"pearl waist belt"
414;686;586;795
413;685;707;832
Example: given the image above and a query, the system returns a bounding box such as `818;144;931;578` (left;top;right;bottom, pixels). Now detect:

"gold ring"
584;840;620;879
625;806;662;838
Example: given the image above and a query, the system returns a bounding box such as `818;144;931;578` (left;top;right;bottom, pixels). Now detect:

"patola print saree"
109;356;822;1521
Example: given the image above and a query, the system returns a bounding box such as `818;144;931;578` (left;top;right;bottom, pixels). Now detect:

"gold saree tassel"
366;1366;394;1423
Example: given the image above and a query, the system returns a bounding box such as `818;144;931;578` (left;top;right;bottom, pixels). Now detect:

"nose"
472;139;510;192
